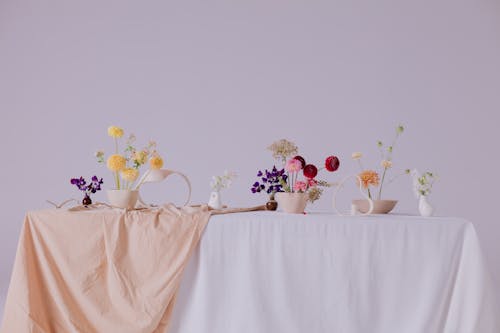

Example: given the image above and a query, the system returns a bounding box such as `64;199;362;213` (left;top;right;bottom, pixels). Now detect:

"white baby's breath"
210;171;237;191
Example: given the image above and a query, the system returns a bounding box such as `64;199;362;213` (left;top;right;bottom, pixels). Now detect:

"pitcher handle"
137;170;192;208
171;170;192;207
332;174;374;216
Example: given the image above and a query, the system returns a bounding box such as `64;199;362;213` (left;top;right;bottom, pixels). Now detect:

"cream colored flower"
121;168;139;182
149;156;164;170
107;126;124;138
126;134;136;145
267;139;298;161
95;150;105;163
308;186;323;203
133;150;148;165
351;152;362;160
106;154;126;172
381;160;393;169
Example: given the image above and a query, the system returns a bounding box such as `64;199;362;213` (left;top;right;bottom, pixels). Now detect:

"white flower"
351;152;362;160
411;169;436;198
210;171;237;191
381;160;393;169
95;150;105;163
126;134;136;145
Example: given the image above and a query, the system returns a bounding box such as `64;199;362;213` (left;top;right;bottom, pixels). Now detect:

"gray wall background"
1;0;499;313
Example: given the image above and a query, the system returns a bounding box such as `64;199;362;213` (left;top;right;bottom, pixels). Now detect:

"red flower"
293;155;306;169
303;164;318;179
325;155;340;172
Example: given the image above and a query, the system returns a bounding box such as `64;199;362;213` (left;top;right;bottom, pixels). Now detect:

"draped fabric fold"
1;206;211;333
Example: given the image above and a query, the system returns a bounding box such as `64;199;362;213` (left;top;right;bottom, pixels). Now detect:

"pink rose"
294;181;307;192
286;158;302;173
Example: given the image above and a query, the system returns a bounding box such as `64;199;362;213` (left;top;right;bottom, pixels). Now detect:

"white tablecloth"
169;212;499;333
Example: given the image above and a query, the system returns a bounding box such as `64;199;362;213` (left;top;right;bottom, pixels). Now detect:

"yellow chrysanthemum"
149;156;164;170
121;168;139;182
107;126;124;138
106;154;127;172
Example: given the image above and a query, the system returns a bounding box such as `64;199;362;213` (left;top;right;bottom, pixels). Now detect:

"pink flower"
308;178;317;187
294;181;307;192
286;158;302;173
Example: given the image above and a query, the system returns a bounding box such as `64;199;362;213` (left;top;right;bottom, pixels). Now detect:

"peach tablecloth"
1;205;211;333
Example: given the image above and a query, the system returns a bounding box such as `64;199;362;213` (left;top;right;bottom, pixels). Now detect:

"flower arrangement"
282;154;339;202
412;170;437;197
70;176;103;205
352;125;405;199
96;126;164;190
210;171;237;192
251;166;287;200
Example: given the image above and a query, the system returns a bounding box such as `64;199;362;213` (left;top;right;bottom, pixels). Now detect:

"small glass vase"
266;193;278;211
82;193;92;206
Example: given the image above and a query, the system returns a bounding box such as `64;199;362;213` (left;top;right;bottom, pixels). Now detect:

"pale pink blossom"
286;158;302;173
294;181;307;192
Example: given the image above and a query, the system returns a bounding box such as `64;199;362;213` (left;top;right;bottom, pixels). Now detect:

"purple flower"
251;166;286;195
71;175;103;194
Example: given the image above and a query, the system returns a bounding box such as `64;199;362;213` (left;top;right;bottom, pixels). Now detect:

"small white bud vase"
208;191;222;209
418;195;434;217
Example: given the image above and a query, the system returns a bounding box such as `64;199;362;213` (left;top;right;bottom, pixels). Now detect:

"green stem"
115;172;120;190
367;188;372;199
378;168;387;200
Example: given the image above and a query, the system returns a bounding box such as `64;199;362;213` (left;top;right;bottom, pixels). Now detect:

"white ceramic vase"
275;192;308;214
352;199;398;214
107;190;139;210
418;195;434;217
208;191;222;209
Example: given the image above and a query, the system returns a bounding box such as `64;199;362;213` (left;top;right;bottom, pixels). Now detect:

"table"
169;212;499;333
1;210;498;333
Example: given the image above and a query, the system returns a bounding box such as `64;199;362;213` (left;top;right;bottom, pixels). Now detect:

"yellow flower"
133;150;148;165
106;154;126;172
121;168;139;182
107;126;124;138
149;156;164;170
351;152;362;160
357;170;380;189
381;160;393;169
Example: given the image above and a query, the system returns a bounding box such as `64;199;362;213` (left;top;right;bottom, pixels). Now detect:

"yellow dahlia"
149;156;164;170
357;170;380;189
121;168;139;182
107;126;124;138
106;154;126;172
